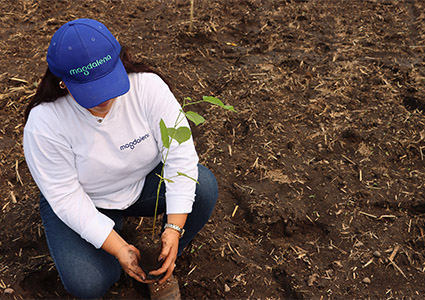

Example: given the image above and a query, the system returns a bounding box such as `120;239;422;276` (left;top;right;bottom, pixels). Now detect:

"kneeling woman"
23;18;217;299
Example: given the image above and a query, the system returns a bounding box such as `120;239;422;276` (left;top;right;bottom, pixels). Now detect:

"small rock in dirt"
373;251;381;258
224;284;231;292
362;277;371;284
308;273;320;286
4;288;14;294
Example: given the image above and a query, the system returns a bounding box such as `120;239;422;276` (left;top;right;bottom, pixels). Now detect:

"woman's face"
87;98;116;117
66;84;116;117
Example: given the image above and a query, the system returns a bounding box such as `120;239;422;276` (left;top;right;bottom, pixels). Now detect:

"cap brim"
63;59;130;109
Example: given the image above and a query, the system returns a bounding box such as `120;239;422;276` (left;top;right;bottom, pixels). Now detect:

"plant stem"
189;0;194;32
152;110;184;239
182;100;204;107
152;169;163;240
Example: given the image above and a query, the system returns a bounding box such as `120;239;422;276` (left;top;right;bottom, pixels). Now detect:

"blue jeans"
39;163;218;299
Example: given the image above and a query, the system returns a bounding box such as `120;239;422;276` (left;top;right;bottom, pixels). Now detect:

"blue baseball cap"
47;19;130;108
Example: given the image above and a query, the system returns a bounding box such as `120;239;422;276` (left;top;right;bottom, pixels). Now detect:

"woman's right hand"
116;244;147;282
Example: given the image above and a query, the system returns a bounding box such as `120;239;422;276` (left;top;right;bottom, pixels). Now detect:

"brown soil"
2;0;425;299
139;240;165;281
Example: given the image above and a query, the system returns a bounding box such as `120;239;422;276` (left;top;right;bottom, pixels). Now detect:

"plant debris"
1;0;425;299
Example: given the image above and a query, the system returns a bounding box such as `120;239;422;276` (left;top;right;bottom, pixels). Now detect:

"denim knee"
176;165;218;255
196;164;218;208
59;253;121;299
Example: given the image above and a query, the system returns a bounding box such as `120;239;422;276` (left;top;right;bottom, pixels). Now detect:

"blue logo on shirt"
120;134;150;150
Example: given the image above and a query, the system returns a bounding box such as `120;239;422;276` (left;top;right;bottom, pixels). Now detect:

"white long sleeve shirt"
23;72;199;249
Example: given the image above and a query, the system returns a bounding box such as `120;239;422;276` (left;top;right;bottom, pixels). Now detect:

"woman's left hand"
149;228;180;284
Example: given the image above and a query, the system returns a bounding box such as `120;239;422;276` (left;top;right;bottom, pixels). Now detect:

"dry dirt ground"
2;0;425;299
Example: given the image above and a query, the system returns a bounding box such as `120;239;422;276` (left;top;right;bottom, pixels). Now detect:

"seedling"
152;96;235;238
139;96;234;279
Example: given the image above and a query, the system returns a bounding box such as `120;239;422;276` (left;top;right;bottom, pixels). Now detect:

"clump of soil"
139;240;165;281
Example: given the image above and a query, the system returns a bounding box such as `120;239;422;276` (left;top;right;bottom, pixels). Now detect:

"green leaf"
177;171;199;183
185;111;205;126
163;177;174;183
156;173;174;183
202;96;236;112
167;126;192;145
159;119;170;149
182;97;192;108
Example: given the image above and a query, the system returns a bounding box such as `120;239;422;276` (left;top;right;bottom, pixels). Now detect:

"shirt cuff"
80;212;115;249
166;196;194;215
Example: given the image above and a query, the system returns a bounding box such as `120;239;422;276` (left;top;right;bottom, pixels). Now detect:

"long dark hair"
24;47;164;122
